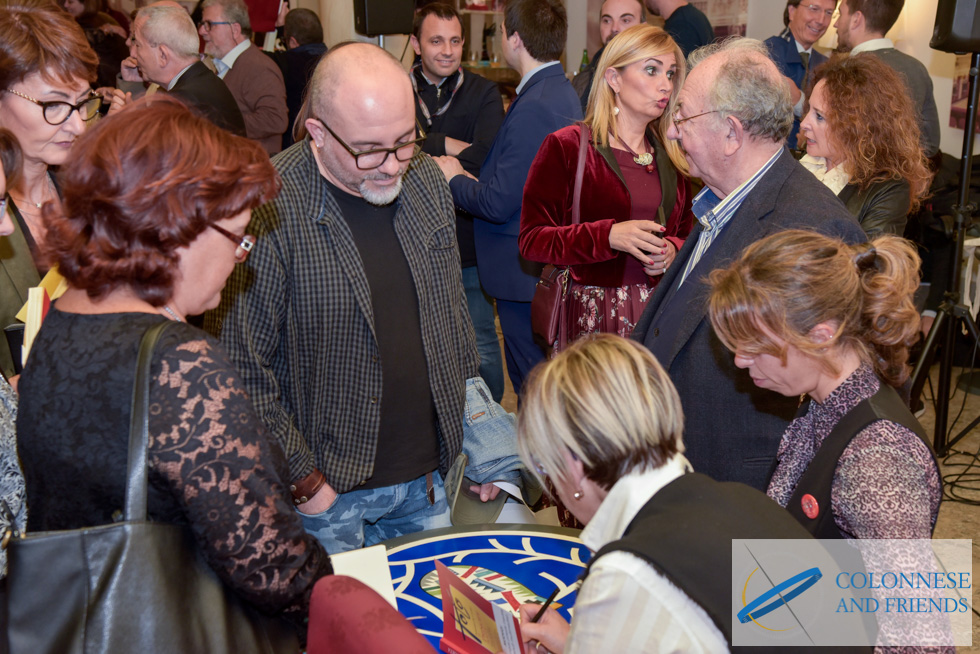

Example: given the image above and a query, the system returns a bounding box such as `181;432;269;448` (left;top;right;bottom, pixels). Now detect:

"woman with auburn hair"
519;24;694;348
0;3;100;378
799;53;931;237
514;334;818;654
15;97;332;642
707;229;940;541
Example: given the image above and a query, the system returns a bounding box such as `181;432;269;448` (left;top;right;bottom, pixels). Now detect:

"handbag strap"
571;124;589;226
125;320;175;522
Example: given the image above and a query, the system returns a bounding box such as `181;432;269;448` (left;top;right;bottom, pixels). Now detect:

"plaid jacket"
209;140;479;492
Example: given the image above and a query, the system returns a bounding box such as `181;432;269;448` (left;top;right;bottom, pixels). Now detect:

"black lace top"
17;307;332;623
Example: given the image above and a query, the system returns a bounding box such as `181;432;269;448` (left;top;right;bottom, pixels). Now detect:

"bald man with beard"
209;43;487;553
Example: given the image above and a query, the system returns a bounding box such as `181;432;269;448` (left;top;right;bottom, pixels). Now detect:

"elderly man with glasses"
198;0;287;155
632;38;864;491
207;42;499;553
764;0;837;148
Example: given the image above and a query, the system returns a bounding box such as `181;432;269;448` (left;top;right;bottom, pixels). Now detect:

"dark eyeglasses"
2;89;102;126
210;224;255;263
199;20;232;31
0;197;6;218
315;119;424;171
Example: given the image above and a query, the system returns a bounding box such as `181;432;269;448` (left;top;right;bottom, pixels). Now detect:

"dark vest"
585;472;871;653
785;382;940;539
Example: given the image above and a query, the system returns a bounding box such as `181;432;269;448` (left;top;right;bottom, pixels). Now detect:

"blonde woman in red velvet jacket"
519;24;695;348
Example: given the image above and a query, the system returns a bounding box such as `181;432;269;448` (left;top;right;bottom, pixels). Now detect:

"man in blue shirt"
633;38;863;490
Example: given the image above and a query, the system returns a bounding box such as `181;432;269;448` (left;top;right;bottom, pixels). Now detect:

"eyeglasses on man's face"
799;3;835;18
315;119;424;171
210;223;255;263
198;19;232;31
671;107;719;127
2;89;102;126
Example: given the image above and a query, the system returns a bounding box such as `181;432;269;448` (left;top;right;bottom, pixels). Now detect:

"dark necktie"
800;51;811;80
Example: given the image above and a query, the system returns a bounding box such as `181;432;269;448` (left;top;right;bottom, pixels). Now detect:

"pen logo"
737;545;822;643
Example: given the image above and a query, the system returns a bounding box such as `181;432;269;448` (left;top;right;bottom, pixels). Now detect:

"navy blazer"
764;32;826;147
450;63;582;302
633;148;865;491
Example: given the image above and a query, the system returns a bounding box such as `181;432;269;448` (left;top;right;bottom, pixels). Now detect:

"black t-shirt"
327;180;441;489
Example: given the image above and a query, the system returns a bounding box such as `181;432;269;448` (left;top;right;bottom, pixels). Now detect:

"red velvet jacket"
519;124;694;289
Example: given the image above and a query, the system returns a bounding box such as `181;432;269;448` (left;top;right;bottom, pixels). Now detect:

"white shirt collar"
516;60;561;95
850;37;893;54
794;37;813;54
216;39;250;79
165;62;196;91
580;454;692;553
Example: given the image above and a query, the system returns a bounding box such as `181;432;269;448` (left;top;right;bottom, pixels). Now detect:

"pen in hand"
530;587;560;623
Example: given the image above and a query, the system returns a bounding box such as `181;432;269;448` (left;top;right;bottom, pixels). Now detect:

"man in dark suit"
116;4;245;135
632;38;865;490
267;6;327;149
434;0;582;394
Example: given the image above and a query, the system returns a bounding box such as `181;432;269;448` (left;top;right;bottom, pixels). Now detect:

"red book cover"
436;560;525;654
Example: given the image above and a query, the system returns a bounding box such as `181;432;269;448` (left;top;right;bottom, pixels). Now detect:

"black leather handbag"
3;321;299;654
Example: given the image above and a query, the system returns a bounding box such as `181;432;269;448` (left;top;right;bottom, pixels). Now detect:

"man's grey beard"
359;175;403;206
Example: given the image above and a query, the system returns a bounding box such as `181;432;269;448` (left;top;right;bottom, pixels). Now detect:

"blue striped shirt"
677;148;783;287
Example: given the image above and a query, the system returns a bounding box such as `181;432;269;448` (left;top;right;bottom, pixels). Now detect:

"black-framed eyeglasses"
2;89;102;126
210;224;255;263
199;19;232;31
0;197;6;218
671;108;720;127
316;119;425;171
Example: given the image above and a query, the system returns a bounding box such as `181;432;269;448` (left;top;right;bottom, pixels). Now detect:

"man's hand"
433;155;472;182
100;23;127;39
469;482;502;502
444;136;471;157
295;480;338;515
120;56;142;83
105;88;132;116
784;74;802;105
518;603;570;654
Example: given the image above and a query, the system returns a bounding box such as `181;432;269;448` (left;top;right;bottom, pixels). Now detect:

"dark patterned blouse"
768;365;950;652
768;364;940;539
17;307;332;624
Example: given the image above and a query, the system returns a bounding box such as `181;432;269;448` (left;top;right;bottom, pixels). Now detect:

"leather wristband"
290;469;326;505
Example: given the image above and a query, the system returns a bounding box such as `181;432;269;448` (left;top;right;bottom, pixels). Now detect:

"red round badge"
801;494;819;519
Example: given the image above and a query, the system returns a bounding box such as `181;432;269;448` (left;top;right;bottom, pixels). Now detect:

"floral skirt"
548;281;654;528
557;281;654;353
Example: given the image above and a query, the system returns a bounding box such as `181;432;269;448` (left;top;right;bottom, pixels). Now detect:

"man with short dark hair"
199;0;288;154
433;0;581;394
268;6;327;149
764;0;836;148
572;0;645;112
644;0;713;57
835;0;938;156
211;43;491;553
410;3;507;401
633;38;864;490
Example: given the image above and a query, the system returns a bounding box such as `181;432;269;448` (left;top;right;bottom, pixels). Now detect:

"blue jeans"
462;265;505;402
298;471;451;553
